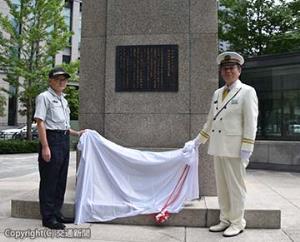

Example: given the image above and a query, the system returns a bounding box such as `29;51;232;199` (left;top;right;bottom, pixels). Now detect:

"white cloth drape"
75;130;199;224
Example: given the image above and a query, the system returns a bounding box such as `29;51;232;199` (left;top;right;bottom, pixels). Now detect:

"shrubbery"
0;140;39;154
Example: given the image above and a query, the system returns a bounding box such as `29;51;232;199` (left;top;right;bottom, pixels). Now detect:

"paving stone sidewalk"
0;152;299;241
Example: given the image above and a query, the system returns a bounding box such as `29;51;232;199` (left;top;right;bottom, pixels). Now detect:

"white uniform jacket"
199;80;258;158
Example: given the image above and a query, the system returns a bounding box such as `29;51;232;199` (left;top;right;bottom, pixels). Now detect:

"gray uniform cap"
48;67;71;79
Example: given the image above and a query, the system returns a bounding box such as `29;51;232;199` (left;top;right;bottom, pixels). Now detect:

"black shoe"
56;215;74;224
42;220;66;230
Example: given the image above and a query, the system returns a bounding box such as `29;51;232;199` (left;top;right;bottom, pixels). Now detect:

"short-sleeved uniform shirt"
34;87;70;130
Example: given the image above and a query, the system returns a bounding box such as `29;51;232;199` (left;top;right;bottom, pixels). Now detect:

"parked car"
0;124;38;140
288;124;300;134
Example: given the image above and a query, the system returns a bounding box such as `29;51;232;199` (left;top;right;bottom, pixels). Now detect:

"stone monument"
79;0;218;196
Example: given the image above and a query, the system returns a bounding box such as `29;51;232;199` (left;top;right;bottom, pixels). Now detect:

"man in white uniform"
197;52;258;237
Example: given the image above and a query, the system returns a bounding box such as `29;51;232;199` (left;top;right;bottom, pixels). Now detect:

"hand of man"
183;135;201;153
193;135;201;147
78;129;86;137
240;150;252;161
42;146;51;162
182;140;194;153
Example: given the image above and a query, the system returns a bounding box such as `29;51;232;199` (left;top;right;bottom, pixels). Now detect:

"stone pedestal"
79;0;218;196
11;179;281;229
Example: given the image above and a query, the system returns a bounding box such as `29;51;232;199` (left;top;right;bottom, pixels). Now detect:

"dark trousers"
38;130;70;222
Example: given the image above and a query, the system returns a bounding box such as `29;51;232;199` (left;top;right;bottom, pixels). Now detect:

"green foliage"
64;85;79;120
219;0;300;56
0;139;38;154
70;120;79;150
61;60;80;82
0;94;6;116
62;60;80;120
0;0;78;139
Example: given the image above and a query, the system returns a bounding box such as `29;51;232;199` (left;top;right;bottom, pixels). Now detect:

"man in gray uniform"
34;67;85;230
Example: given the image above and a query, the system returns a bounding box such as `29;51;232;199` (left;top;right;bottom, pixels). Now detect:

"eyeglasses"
220;66;238;71
53;77;68;82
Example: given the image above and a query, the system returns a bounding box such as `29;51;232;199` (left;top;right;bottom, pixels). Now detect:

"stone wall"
79;0;218;195
250;141;300;172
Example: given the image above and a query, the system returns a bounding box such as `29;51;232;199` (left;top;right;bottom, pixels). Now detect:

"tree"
0;94;6;117
61;61;80;121
0;0;73;140
218;0;300;56
64;85;79;120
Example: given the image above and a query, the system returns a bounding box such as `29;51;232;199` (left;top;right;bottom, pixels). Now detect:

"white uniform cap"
217;51;244;66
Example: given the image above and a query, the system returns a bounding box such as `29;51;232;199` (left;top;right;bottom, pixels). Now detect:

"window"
242;62;300;140
62;55;71;64
64;1;73;46
78;12;81;49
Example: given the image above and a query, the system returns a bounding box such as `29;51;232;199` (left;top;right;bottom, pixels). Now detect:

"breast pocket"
228;99;242;113
50;103;65;123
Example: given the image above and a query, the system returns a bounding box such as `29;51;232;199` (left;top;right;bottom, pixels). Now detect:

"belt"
46;129;69;135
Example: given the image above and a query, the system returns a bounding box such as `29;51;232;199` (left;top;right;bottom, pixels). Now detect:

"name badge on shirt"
231;99;238;104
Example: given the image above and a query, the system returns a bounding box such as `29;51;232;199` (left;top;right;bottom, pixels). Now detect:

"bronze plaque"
116;45;178;92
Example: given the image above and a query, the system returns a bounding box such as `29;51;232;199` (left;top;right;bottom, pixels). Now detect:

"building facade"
0;0;81;127
241;52;300;171
242;52;300;141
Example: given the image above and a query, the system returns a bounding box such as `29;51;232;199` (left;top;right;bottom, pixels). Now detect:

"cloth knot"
155;209;170;224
